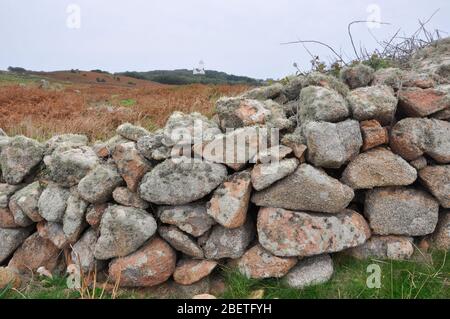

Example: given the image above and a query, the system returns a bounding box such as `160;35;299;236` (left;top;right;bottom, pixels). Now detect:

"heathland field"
0;70;250;141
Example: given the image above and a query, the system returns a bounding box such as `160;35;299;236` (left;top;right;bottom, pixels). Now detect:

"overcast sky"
0;0;449;79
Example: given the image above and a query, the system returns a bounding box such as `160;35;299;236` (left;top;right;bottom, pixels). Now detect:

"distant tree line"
117;69;262;85
7;66;28;73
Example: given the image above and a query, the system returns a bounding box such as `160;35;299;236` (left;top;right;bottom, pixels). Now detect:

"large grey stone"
202;218;255;260
94;205;157;260
365;187;439;236
301;72;350;96
390;118;450;163
158;225;204;259
252;164;354;214
112;187;149;209
116;123;150;141
38;184;70;223
71;228;106;273
0;227;33;264
157;203;215;237
285;255;334;289
257;207;371;257
0;136;44;184
419;165;450;208
44;145;99;187
345;235;414;260
139;157;228;205
215;97;290;130
78;164;123;204
137;132;172;161
282;76;303;100
251;158;299;191
0;184;23;208
63;189;88;241
372;68;404;89
240;83;283;100
346;85;398;125
304;120;362;168
193;126;272;170
340;64;374;89
298;86;349;124
9;181;43;226
45;134;88;155
372;68;436;89
163;112;222;146
341;148;417;189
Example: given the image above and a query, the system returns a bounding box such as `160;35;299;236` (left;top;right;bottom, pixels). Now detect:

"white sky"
0;0;449;79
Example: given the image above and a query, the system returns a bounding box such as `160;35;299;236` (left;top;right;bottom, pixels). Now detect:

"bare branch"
348;20;391;60
282;9;444;74
281;39;348;65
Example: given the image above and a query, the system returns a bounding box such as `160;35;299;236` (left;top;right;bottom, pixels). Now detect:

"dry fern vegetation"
0;71;250;141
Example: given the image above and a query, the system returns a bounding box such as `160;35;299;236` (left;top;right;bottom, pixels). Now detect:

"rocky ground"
1;38;450;299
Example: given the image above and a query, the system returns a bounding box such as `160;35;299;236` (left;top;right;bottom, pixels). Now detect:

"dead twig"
281;39;348;66
348;20;391;60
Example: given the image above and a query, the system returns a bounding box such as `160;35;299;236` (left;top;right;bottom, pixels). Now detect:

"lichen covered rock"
304;120;362;168
257;207;370;257
158;203;215;237
9;181;42;225
159;225;204;258
365;187;439;236
202;218;254;260
44;145;99;187
252;164;354;214
0;136;44;185
347;85;397;125
139;157;227;205
109;237;176;287
0;227;33;264
298;86;349;124
237;244;297;279
285;255;334;289
390;118;450;163
94;205;157;260
341;148;417;189
340;64;374;89
173;259;218;285
38;184;70;223
419;165;450;208
207;170;252;229
113;142;151;192
345;235;414;260
78;164;123;203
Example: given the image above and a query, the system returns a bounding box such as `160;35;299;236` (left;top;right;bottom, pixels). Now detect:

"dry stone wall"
1;39;450;292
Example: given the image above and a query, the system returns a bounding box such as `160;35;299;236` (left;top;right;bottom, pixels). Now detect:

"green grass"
119;98;137;107
221;250;450;299
0;72;42;86
1;276;80;299
1;251;448;299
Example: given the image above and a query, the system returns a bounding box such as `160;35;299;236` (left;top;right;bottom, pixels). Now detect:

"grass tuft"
220;251;450;299
1;251;448;299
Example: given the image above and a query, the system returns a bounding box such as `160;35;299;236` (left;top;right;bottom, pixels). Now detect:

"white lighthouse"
193;60;206;75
